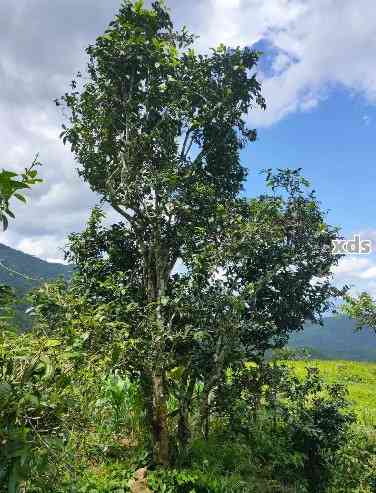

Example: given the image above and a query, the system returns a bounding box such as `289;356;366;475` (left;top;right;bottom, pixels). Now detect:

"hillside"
0;243;72;292
0;243;72;326
289;316;376;361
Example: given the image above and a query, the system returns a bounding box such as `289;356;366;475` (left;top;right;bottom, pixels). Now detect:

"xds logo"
332;235;372;255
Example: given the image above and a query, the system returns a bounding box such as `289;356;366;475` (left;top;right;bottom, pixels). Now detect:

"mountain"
289;316;376;361
0;243;72;293
0;243;72;326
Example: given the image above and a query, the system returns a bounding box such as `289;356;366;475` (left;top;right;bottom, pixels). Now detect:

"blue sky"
1;0;376;296
245;86;376;235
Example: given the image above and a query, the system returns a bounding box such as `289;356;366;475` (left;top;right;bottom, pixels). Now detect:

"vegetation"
0;157;43;327
0;156;41;231
288;360;376;428
342;293;376;333
56;0;342;466
1;1;375;492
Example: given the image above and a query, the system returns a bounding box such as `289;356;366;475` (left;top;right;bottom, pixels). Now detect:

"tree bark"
148;236;170;465
152;374;169;465
200;387;210;440
177;376;195;450
177;404;190;450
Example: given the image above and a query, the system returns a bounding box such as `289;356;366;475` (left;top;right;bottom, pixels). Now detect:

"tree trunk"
178;404;190;450
200;387;210;440
177;376;195;451
140;373;154;433
145;219;170;465
152;374;169;465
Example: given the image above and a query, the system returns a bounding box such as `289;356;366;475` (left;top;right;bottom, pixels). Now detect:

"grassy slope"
288;360;376;427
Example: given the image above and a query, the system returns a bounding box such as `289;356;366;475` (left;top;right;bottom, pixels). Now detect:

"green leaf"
45;339;62;347
160;296;169;306
14;193;26;203
134;0;144;12
0;383;12;400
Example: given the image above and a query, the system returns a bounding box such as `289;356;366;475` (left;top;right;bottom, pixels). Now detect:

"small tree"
48;168;342;455
160;169;343;441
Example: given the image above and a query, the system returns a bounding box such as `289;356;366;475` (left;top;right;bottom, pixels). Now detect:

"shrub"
277;367;356;492
0;329;82;491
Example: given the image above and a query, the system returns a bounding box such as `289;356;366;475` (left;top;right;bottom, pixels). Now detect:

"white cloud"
184;0;376;126
1;0;376;271
360;266;376;280
332;256;373;277
332;252;376;298
252;0;376;124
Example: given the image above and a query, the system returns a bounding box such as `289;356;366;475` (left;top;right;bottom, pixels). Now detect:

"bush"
206;363;357;492
282;369;356;492
0;329;83;492
327;430;376;493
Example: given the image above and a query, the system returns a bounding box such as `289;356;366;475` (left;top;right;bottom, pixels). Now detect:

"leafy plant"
0;156;42;230
0;330;83;492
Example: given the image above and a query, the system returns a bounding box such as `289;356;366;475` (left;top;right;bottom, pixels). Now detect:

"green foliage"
55;0;345;465
327;431;376;493
97;371;146;435
205;362;357;492
0;243;72;329
0;330;81;491
0;284;16;324
57;0;268;463
287;360;376;428
56;463;134;493
285;373;355;492
0;2;371;491
59;167;343;459
0;157;42;231
342;292;376;333
1;313;374;492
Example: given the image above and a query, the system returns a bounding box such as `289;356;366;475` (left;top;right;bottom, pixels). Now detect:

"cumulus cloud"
332;231;376;297
249;0;376;125
0;0;375;301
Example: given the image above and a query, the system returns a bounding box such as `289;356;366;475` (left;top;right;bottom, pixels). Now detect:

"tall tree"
58;0;265;464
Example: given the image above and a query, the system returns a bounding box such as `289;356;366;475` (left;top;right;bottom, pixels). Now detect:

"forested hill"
289;316;376;361
0;243;72;296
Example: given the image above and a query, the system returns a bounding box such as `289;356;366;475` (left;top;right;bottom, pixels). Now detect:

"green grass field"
288;360;376;428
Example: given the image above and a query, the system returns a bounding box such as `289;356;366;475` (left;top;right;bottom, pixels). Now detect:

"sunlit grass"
288;360;376;427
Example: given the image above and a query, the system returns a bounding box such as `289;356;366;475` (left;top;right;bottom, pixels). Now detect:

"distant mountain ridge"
0;243;72;327
0;243;72;294
289;316;376;362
